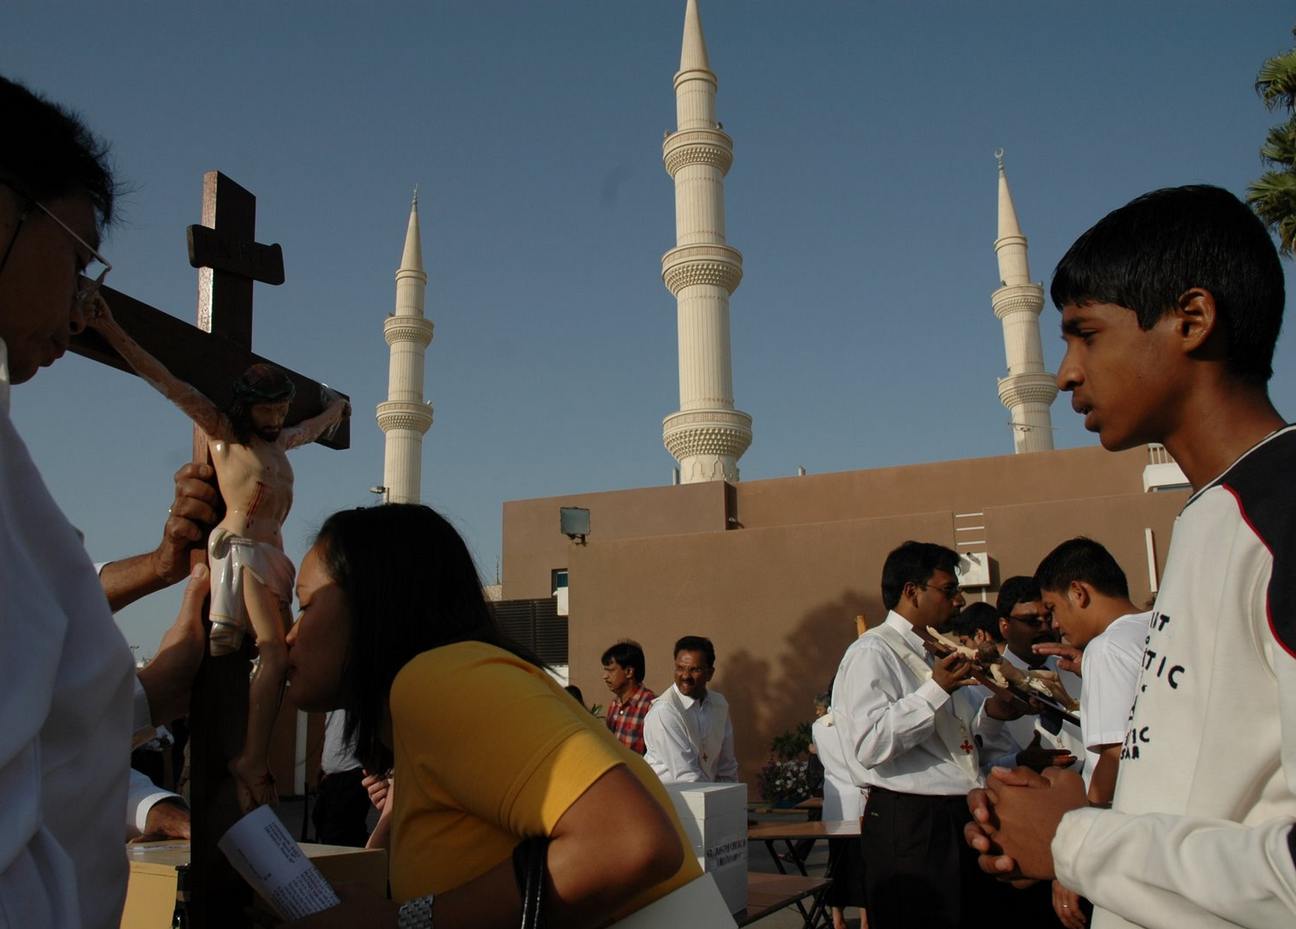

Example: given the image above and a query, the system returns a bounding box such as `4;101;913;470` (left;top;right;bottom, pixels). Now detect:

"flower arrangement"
758;757;812;804
758;721;818;804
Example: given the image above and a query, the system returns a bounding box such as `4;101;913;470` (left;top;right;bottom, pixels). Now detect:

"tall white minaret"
992;151;1056;453
376;191;434;503
660;0;751;483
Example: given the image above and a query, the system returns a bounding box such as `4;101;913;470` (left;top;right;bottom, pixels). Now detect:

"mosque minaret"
376;190;435;503
660;0;752;483
992;151;1056;453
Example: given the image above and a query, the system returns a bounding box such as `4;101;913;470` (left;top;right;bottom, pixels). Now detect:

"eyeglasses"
917;582;962;599
1008;613;1050;629
0;181;111;309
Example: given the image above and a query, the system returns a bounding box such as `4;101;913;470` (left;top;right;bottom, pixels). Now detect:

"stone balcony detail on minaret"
661;0;752;483
992;150;1056;453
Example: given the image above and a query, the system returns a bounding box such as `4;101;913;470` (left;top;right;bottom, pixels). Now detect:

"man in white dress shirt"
643;636;737;783
832;541;1022;928
0;76;209;928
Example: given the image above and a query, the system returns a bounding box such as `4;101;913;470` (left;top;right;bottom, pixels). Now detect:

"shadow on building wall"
723;589;877;785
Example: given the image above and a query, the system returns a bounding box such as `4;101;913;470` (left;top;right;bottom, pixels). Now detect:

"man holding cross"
0;75;207;929
88;305;348;810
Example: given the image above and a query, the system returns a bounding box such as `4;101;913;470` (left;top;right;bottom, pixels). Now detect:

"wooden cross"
72;171;348;929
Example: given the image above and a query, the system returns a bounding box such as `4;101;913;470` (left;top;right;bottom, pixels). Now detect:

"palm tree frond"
1255;48;1296;110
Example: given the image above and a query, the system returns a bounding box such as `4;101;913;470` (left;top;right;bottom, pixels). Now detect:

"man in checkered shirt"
601;640;656;754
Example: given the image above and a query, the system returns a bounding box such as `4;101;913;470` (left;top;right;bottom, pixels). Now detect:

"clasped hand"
964;764;1087;881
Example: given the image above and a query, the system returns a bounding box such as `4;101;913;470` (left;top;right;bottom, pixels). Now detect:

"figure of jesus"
88;299;349;811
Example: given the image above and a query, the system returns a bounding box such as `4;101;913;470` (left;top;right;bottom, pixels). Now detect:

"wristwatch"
397;893;435;929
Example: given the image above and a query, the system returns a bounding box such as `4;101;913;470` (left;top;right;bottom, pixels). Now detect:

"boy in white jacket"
965;185;1296;929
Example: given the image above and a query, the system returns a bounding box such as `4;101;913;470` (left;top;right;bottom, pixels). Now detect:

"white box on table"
664;782;748;914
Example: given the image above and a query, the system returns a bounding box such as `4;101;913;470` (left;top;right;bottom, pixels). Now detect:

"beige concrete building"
496;3;1191;789
501;445;1189;784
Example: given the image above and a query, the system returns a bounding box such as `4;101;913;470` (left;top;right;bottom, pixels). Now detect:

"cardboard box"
664;783;748;914
120;840;387;929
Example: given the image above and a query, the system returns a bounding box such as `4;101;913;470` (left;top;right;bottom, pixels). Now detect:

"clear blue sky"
6;1;1294;655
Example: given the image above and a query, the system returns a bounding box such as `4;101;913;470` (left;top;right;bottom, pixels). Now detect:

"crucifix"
72;171;349;929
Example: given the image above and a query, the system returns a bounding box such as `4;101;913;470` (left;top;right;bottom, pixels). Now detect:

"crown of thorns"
233;363;296;404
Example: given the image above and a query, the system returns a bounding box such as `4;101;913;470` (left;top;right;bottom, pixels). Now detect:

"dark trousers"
862;788;1063;929
312;767;370;847
861;789;994;929
824;834;867;908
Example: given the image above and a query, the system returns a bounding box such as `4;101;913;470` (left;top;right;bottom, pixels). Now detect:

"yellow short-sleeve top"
388;641;701;917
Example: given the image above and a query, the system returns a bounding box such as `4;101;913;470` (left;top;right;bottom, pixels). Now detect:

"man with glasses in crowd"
831;541;1025;928
975;576;1083;778
0;75;217;928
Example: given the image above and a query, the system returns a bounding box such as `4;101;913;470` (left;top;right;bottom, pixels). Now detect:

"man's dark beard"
256;426;281;441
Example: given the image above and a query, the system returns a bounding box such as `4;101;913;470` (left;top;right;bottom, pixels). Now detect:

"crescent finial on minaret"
994;148;1006;172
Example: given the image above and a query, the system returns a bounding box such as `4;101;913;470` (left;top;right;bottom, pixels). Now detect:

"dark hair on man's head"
228;363;296;441
0;75;116;226
1034;537;1130;600
674;635;716;668
948;601;1004;642
880;541;961;611
1050;185;1284;385
601;639;646;683
996;576;1043;618
317;504;544;773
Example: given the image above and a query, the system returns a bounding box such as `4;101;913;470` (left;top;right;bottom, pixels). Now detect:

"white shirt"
126;769;184;839
320;710;362;776
643;684;737;783
0;398;136;929
1054;427;1296;928
831;611;985;796
1079;612;1150;784
812;713;865;821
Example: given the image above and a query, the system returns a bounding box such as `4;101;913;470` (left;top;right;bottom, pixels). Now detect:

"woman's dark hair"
317;504;544;772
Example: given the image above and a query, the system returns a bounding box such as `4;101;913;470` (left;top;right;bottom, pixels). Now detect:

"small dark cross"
71;171;348;929
960;740;975;755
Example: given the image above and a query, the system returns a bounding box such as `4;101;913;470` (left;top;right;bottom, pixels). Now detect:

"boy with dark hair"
601;639;656;754
968;185;1296;929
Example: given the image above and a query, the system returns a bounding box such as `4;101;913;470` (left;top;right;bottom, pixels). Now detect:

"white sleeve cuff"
1053;806;1101;893
131;790;185;836
917;678;950;710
